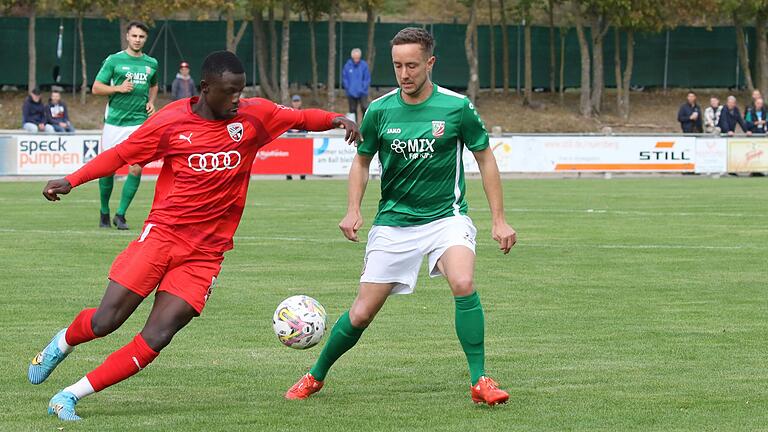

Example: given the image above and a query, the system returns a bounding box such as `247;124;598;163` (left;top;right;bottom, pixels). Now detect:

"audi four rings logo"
187;151;242;172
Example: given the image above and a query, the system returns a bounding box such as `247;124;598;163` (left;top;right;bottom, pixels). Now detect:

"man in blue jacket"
677;91;702;133
718;96;750;136
342;48;371;121
22;88;55;133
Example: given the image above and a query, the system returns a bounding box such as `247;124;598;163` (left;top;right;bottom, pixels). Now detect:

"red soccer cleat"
285;373;324;400
470;376;509;406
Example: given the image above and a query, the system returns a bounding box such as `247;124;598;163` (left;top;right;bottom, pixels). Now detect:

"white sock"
63;376;95;400
56;328;74;354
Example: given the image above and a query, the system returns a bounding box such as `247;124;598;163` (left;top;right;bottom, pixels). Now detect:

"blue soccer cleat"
48;390;81;421
28;328;70;385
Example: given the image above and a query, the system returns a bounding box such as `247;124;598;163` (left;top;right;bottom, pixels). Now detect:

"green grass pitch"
0;178;765;431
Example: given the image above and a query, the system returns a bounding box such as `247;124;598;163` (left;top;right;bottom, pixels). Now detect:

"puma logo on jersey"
179;132;193;144
386;128;401;134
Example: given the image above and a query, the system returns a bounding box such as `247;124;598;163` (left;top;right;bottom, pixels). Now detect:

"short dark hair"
126;21;149;34
687;91;696;96
201;50;245;81
391;27;435;57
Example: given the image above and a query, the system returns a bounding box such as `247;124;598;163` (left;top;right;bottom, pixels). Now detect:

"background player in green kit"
92;21;158;230
286;27;517;405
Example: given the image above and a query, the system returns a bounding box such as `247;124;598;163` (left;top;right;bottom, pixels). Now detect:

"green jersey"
357;83;489;227
95;51;158;126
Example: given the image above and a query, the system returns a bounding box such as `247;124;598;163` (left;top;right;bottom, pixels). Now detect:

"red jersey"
67;97;341;254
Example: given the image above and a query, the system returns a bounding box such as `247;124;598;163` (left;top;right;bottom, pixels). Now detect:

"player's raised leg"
285;282;394;400
436;245;509;406
48;291;197;421
28;281;143;385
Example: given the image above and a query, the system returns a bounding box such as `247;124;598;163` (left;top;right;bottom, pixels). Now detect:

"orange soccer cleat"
285;373;324;400
470;376;509;406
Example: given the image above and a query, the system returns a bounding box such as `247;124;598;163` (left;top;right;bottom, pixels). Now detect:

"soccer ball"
272;295;327;349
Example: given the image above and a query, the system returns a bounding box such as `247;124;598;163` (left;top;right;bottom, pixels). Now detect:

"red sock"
64;308;98;346
86;334;159;392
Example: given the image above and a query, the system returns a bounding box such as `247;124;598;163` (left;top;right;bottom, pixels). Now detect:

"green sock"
117;173;141;216
98;175;114;214
455;291;485;385
309;311;365;381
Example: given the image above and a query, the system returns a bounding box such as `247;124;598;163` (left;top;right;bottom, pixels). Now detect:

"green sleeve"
149;59;158;86
357;108;379;156
460;98;490;152
95;55;114;84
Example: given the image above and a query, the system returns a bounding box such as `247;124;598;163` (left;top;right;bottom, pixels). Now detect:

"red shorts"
109;223;223;315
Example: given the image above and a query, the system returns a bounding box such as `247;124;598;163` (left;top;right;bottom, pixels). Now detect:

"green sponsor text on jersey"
95;51;158;126
357;83;489;226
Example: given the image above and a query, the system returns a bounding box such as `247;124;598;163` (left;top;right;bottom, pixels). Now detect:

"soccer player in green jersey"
92;21;158;230
286;27;517;405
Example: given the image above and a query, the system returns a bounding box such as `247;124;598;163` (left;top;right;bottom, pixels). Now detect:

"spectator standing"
45;90;75;132
171;61;197;101
718;96;750;136
287;94;306;180
745;97;768;133
704;96;722;134
22;88;54;133
342;48;371;121
677;91;702;133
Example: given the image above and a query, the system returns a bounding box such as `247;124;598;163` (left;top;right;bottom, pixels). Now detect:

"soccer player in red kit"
28;51;361;421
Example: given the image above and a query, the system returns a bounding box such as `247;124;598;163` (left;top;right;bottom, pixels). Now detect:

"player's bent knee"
90;311;121;337
140;329;175;352
449;278;475;297
129;165;142;176
349;306;376;329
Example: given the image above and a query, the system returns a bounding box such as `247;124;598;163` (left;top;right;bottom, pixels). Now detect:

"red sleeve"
257;100;342;142
114;113;171;166
65;148;126;187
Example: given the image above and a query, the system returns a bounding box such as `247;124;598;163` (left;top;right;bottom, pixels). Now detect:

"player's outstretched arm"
330;116;363;146
42;148;127;202
473;147;517;254
339;154;373;242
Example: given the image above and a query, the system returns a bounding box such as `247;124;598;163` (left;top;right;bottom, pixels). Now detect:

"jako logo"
386;128;401;134
187;151;242;172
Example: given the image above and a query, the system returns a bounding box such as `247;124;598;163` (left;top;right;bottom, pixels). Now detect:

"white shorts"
101;123;141;151
360;215;477;295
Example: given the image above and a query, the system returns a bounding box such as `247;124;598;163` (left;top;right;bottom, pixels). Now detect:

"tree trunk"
734;16;754;91
621;30;634;120
548;0;556;92
78;14;87;104
488;0;496;93
120;18;127;50
268;1;278;92
590;13;607;115
28;7;36;91
464;0;479;103
560;27;566;105
754;11;768;95
308;16;319;103
523;20;532;106
327;0;338;110
499;0;510;95
226;11;248;53
575;20;592;118
614;28;622;116
253;8;277;100
366;2;376;74
280;1;290;105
